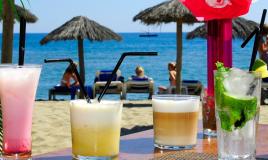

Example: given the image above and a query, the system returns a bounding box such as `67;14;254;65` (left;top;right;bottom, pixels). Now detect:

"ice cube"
223;68;255;97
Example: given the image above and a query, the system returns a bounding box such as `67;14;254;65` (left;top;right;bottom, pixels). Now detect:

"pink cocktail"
0;65;41;159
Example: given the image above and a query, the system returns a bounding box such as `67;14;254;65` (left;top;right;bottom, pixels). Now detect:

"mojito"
215;63;261;160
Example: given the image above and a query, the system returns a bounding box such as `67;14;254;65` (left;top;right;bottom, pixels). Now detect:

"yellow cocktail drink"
70;100;122;159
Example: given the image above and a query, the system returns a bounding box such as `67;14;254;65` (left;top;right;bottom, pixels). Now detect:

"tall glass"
202;95;217;137
0;65;42;159
152;95;200;150
215;69;261;160
70;99;122;160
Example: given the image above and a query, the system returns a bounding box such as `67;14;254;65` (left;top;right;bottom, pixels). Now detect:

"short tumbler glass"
152;95;200;150
70;99;122;160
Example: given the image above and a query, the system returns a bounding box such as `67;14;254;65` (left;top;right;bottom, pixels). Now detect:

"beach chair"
182;80;203;95
261;82;268;105
48;85;93;100
48;85;71;100
123;76;154;99
157;80;202;95
93;70;125;99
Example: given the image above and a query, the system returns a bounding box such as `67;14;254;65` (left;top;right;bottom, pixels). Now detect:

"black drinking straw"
44;58;91;103
97;52;158;102
241;9;267;71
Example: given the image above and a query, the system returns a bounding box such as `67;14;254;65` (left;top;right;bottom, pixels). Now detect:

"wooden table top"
34;124;268;160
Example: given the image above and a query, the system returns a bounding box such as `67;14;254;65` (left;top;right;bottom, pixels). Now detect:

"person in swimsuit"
158;62;177;93
259;35;268;63
60;63;79;88
259;35;268;82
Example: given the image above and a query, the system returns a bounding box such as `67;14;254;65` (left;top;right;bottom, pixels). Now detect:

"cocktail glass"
152;95;200;150
70;99;122;160
202;95;217;137
215;68;261;160
0;65;42;159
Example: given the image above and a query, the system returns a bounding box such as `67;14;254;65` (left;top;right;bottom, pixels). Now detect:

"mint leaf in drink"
216;62;230;72
221;92;257;130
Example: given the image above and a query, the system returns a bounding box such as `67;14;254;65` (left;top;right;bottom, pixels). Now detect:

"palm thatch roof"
133;0;198;24
40;16;122;45
0;5;38;23
186;17;259;40
15;5;38;23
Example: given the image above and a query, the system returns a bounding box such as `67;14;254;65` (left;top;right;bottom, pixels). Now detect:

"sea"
0;33;255;100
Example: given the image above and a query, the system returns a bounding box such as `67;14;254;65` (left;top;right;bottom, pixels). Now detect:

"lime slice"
218;92;257;131
252;59;268;78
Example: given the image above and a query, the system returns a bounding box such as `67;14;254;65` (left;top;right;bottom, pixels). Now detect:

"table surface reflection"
34;124;268;160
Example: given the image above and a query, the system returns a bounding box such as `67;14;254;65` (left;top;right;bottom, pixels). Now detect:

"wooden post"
1;0;15;63
175;19;183;94
78;38;85;98
19;18;27;65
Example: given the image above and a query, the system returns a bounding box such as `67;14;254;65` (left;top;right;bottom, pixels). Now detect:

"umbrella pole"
207;19;232;97
19;17;26;65
78;38;85;98
176;19;182;94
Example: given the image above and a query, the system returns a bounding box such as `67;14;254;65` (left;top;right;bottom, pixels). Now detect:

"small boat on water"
139;32;158;37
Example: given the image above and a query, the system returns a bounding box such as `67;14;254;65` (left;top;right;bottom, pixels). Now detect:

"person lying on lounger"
60;63;79;88
129;65;153;81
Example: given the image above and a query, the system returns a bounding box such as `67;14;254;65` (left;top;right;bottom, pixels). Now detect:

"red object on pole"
179;0;252;21
207;19;232;97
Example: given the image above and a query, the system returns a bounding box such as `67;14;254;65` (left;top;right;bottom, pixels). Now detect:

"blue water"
1;33;254;100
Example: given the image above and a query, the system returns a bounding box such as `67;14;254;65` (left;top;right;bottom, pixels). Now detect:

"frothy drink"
0;65;41;159
70;100;122;159
152;95;199;150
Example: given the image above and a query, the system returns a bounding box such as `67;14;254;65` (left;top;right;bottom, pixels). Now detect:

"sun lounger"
123;76;154;99
261;82;268;105
48;85;93;100
157;80;202;95
93;70;125;99
182;80;203;95
48;85;71;100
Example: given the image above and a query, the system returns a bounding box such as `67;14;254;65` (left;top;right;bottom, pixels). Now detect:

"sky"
6;0;268;33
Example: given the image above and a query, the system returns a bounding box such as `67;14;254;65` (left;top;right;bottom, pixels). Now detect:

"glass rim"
0;64;42;68
152;94;200;100
70;99;123;104
213;69;262;78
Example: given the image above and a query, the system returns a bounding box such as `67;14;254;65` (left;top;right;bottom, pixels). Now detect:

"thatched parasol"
186;17;259;40
0;5;38;23
15;5;38;23
133;0;198;93
40;16;122;84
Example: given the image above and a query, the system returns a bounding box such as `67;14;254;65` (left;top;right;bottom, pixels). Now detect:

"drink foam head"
152;95;200;113
70;99;123;126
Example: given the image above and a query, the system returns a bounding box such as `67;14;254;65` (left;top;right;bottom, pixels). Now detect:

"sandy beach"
31;100;268;156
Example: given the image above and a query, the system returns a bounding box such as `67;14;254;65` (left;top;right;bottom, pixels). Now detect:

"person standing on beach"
259;35;268;64
60;63;79;88
259;35;268;82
